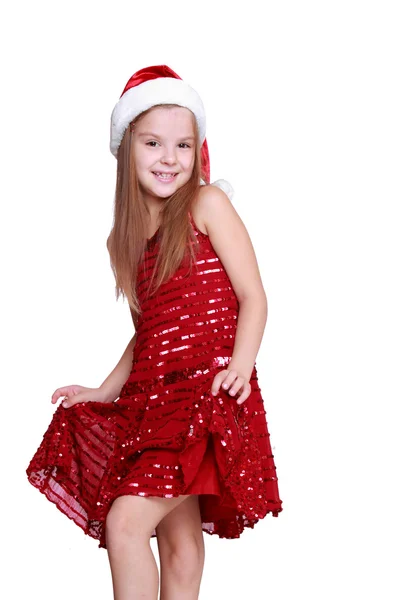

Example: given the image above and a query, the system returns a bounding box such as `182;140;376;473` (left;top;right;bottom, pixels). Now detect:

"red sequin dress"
26;213;283;549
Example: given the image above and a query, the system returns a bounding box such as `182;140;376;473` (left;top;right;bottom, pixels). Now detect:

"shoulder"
193;184;266;303
194;184;235;236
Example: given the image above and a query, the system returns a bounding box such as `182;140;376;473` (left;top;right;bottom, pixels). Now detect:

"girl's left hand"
210;369;251;405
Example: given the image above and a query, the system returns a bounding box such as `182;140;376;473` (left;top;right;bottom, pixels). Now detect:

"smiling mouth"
152;172;178;181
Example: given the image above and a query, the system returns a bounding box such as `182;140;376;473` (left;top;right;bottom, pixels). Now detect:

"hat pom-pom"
211;179;234;201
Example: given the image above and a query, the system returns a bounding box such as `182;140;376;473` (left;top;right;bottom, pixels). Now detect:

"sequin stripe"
141;312;237;341
118;391;199;448
32;411;113;482
142;298;239;329
75;398;150;512
123;349;236;390
127;390;193;424
248;406;268;421
66;402;137;453
127;459;181;480
123;357;254;404
120;477;181;492
139;413;193;436
139;387;207;413
120;371;243;450
147;334;236;359
134;312;238;355
136;261;225;298
26;397;148;516
138;294;236;325
135;317;237;353
138;258;232;289
143;310;236;339
116;478;182;498
117;464;182;493
139;244;222;275
136;247;227;291
137;321;236;354
193;265;228;278
120;356;232;396
132;327;237;370
134;308;238;354
142;402;204;433
138;280;238;317
130;349;234;386
25;404;74;472
136;279;237;317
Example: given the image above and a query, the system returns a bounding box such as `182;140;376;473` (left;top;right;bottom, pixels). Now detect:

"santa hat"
110;65;233;198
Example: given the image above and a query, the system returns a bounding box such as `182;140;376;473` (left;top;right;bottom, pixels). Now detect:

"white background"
2;1;399;598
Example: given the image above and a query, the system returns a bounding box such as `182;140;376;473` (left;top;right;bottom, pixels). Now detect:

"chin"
143;186;175;200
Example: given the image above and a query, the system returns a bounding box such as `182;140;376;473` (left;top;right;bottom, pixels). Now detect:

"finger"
237;384;251;405
62;395;84;409
51;388;71;404
221;370;238;392
226;377;245;396
210;370;229;395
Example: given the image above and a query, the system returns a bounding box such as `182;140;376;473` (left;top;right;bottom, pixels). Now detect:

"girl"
26;65;283;600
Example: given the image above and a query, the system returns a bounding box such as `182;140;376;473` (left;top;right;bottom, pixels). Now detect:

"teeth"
154;172;176;178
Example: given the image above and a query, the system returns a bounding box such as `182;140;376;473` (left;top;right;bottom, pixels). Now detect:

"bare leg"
105;494;191;600
156;495;205;600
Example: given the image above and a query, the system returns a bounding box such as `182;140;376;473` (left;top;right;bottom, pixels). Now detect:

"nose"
161;145;177;165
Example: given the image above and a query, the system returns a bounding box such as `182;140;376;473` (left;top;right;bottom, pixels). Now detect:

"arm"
99;333;137;403
197;185;268;383
229;295;268;381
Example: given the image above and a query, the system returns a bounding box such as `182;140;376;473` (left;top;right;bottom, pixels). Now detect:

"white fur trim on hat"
110;78;206;158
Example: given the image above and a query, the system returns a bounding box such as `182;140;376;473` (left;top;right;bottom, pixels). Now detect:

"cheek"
133;146;157;170
182;151;195;170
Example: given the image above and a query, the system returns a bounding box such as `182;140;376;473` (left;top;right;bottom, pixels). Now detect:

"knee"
105;499;150;543
165;536;205;582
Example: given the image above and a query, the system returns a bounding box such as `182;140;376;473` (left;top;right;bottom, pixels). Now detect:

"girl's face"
132;106;196;204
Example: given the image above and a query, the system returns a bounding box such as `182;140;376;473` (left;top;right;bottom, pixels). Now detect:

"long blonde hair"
106;104;208;325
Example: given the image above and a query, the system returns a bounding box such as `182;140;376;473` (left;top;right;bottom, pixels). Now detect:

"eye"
179;143;191;148
146;141;159;147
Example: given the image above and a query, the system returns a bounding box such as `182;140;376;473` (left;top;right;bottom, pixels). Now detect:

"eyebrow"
138;132;195;141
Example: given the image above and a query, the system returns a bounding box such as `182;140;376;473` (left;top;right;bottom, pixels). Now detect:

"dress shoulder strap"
188;211;208;239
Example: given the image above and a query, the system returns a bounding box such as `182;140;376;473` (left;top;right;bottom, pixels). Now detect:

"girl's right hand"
51;385;111;409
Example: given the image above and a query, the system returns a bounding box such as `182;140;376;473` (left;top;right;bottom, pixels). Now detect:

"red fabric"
200;138;210;183
120;64;183;97
26;215;283;549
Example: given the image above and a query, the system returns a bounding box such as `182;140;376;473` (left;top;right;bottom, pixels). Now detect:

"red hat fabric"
110;65;210;183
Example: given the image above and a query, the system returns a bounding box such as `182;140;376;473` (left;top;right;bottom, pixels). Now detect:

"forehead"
136;105;195;134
